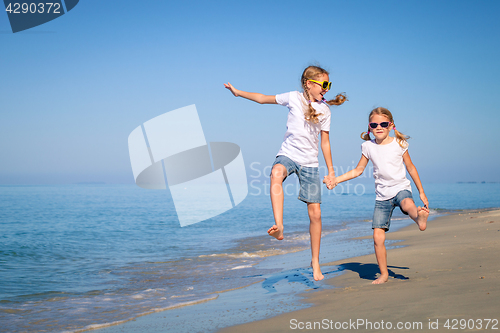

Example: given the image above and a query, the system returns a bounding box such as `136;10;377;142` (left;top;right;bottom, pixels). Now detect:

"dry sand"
219;210;500;332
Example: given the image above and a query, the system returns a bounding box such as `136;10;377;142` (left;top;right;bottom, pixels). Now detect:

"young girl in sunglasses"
330;107;429;284
224;65;346;281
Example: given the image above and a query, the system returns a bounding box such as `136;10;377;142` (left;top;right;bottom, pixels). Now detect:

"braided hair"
301;66;347;124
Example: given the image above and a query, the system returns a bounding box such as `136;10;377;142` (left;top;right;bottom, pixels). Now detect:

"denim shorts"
271;155;321;204
372;190;413;230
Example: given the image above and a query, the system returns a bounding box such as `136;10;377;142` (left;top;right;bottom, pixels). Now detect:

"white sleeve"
361;142;370;160
401;141;409;154
320;107;331;131
275;92;290;107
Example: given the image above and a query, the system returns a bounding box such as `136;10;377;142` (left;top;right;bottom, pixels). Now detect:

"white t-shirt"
275;91;331;167
361;138;412;201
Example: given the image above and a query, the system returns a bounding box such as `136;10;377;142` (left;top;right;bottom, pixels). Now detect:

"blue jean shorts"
271;155;321;204
372;190;413;231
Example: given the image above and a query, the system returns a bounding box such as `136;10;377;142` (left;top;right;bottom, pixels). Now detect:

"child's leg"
268;164;287;240
400;197;429;231
373;228;389;284
307;202;324;281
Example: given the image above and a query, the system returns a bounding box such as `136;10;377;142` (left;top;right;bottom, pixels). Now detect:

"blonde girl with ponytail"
332;107;429;284
360;107;410;148
224;65;346;281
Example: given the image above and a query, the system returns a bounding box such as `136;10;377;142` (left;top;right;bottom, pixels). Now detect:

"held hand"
323;175;337;190
322;177;332;189
420;193;429;210
224;82;239;97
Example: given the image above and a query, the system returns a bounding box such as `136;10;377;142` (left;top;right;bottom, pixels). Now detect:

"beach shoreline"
218;209;500;332
93;208;499;333
9;183;500;333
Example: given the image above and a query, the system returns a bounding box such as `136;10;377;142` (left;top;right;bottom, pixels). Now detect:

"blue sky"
1;0;499;184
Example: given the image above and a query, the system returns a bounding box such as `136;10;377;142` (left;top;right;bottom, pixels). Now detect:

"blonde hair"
361;107;410;148
301;66;347;124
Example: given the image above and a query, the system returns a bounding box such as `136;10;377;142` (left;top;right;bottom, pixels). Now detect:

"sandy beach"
93;209;500;333
219;209;500;332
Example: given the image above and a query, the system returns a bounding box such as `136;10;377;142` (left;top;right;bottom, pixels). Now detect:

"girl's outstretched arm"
224;82;277;104
335;155;369;184
320;130;336;189
402;151;429;208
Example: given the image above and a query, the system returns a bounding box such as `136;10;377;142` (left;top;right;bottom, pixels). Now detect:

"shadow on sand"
246;262;409;294
339;262;409;281
251;266;342;293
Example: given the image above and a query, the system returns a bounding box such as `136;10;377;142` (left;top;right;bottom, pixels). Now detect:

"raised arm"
402;151;429;208
336;155;369;184
224;82;277;104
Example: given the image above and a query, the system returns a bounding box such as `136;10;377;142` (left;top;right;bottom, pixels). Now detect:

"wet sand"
219;209;500;332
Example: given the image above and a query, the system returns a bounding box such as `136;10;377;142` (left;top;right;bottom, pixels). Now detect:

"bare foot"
267;225;284;240
416;206;429;231
311;260;324;281
372;274;389;284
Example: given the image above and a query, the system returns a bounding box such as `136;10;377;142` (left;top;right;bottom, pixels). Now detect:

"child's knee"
374;237;385;247
308;204;321;221
270;165;287;182
400;198;415;210
373;229;386;245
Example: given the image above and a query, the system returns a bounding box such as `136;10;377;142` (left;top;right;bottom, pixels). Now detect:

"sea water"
1;182;499;332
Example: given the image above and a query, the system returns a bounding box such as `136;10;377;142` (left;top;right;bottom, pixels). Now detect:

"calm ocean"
1;182;499;332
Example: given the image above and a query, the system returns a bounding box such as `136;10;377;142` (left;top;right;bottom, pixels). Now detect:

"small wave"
233;251;261;258
170;294;195;298
198;247;307;259
230;265;253;270
286;233;310;241
130;288;168;300
286;229;343;241
150;295;218;312
69;318;135;333
199;251;260;258
70;295;219;333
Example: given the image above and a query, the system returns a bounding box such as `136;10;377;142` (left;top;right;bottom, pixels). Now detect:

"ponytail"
324;93;347;106
394;127;410;148
302;92;348;124
360;130;371;141
363;107;410;148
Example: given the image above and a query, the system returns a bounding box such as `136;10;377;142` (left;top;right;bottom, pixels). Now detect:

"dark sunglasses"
369;122;392;129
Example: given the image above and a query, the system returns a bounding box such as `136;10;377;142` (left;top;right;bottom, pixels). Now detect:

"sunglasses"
308;79;332;91
369;122;392;129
